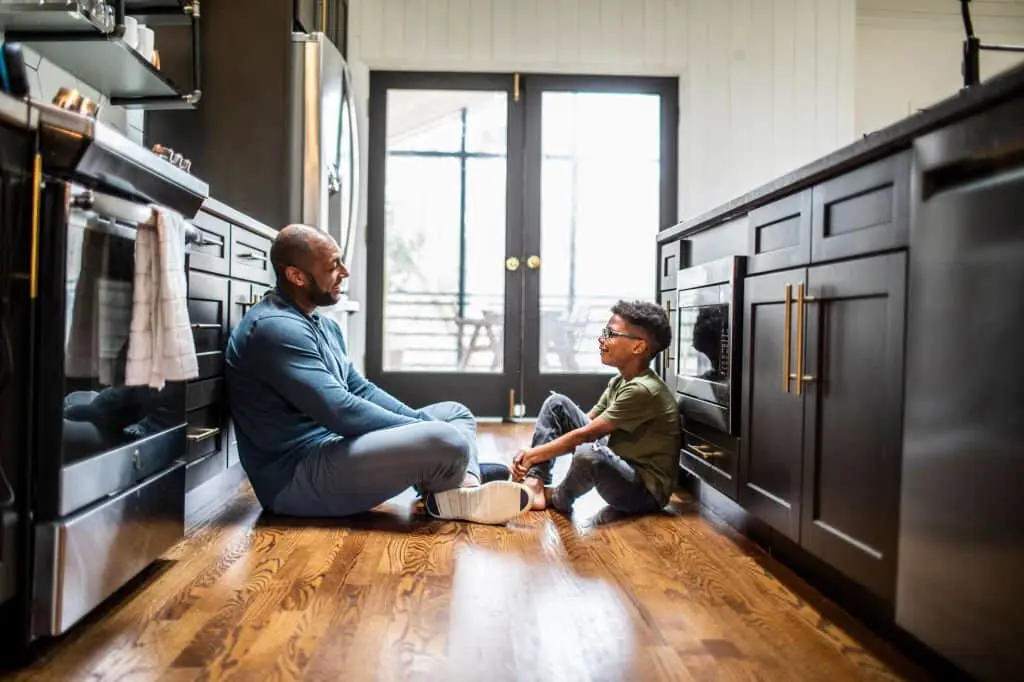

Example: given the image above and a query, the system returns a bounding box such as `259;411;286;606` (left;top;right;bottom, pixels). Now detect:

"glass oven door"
34;186;186;520
675;282;732;407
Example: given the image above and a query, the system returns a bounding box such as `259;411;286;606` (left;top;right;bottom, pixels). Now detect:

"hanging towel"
125;207;198;390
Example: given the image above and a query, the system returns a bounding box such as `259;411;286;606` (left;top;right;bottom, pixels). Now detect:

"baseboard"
184;463;248;532
680;471;975;682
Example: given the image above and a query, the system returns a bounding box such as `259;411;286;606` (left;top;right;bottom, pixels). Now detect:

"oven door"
675;283;732;432
33;186;187;521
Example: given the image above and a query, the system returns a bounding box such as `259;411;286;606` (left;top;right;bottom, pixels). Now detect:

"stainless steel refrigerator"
288;32;360;290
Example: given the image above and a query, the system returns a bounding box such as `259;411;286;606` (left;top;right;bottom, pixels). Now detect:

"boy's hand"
511;449;533;481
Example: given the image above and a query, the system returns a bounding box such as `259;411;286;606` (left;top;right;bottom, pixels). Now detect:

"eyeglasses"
600;326;644;341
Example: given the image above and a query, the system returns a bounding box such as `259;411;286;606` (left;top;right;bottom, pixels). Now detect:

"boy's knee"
572;443;603;468
541;392;573;414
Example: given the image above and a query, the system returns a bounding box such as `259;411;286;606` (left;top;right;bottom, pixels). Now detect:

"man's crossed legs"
271;401;531;524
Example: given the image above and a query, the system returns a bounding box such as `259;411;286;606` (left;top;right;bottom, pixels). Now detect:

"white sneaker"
425;481;532;525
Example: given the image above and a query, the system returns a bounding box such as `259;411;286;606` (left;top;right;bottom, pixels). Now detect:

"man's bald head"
270;224;331;283
269;224;349;313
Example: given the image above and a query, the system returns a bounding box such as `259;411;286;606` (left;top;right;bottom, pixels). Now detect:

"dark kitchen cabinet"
741;252;906;600
740;268;807;541
294;0;318;32
810;151;910;264
658;290;677;392
746;190;812;275
800;251;906;602
658;239;681;292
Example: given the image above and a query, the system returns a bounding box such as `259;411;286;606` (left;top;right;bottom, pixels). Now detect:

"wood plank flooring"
2;423;931;682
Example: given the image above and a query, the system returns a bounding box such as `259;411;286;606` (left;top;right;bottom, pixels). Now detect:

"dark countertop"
659;61;1024;244
201;196;278;240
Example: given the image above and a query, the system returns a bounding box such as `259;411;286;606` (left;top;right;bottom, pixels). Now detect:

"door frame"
364;71;678;418
365;71;525;417
518;74;679;415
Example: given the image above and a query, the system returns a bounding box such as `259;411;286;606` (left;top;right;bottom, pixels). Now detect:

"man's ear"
284;265;306;288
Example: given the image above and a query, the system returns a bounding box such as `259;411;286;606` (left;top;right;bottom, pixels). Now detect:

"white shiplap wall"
856;0;1024;136
343;0;857;369
349;0;856;221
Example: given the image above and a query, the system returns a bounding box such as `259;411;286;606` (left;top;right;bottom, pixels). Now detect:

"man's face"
597;314;649;368
290;237;350;307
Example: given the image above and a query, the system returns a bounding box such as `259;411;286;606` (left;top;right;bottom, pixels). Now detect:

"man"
511;301;681;516
225;224;531;524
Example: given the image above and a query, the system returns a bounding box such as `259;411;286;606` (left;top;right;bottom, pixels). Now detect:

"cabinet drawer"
231;227;273;285
747;191;812;275
680;426;738;501
811;151;910;263
188;212;231;276
187;271;228;356
185;406;224;463
185;450;228;492
659;240;681;291
185;377;223;412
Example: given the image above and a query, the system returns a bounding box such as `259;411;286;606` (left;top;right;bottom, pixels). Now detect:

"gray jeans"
528;393;662;515
271;401;480;517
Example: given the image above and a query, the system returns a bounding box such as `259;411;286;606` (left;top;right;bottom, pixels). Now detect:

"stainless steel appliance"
0;97;208;654
289;32;359;277
896;94;1024;682
674;255;746;499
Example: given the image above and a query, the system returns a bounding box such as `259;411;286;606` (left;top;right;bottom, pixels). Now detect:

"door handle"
526;255;541;270
794;283;816;396
505;256;521;272
783;284;792;393
190;322;221;330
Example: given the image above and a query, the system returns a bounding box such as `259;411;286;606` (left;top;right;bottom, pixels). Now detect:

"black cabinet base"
680;471;976;682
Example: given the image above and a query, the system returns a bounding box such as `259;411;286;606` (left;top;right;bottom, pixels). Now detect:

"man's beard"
305;279;340;307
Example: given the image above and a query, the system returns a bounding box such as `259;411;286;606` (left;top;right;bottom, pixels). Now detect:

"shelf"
125;0;192;26
4;32;195;109
0;2;110;34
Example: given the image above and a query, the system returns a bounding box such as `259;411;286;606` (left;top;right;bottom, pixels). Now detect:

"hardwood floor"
2;423;930;682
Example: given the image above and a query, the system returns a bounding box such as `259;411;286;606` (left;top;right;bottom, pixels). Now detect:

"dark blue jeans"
527;393;661;515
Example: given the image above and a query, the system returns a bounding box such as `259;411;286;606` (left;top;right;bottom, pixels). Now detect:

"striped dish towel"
125;207;198;389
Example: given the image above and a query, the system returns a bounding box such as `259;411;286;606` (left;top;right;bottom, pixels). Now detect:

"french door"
365;72;677;418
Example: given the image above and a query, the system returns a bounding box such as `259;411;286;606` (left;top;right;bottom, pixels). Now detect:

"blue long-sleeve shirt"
225;289;426;507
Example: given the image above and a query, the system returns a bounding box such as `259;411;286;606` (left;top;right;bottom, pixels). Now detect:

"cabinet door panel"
659;291;677;392
811;151;910;264
740;268;806;541
747;191;812;275
801;252;906;601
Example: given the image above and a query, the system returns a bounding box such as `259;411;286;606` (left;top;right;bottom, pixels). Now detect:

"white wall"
856;0;1024;136
343;0;858;369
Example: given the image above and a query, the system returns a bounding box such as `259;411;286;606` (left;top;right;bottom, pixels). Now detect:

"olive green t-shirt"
591;368;682;506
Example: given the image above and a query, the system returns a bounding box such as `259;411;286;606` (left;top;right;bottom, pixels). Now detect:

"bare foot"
523;476;546;510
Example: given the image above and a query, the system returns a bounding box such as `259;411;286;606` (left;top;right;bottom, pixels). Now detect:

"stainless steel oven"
0;98;208;655
673;255;745;500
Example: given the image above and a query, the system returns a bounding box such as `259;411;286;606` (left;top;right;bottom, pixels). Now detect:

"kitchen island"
658;62;1024;682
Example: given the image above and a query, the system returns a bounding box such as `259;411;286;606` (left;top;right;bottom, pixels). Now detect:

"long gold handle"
663;299;674;365
783;284;792;393
29;154;42;299
795;284;816;395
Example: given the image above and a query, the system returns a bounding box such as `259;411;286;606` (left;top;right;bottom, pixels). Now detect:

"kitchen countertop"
659;60;1024;243
201;196;279;240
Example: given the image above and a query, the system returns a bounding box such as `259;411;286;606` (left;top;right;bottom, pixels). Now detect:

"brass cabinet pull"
505;256;520;272
783;284;792;393
794;283;816;395
187;427;220;443
691;443;725;459
526;255;541;270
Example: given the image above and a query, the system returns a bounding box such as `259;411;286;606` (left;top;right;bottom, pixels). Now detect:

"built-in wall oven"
673;255;745;499
0;99;208;656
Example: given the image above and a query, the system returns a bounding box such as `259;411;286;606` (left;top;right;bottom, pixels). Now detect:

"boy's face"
598;314;650;368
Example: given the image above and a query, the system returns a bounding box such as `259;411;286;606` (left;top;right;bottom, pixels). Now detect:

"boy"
512;300;682;516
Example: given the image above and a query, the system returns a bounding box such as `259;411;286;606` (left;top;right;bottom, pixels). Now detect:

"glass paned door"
366;74;523;417
521;77;678;414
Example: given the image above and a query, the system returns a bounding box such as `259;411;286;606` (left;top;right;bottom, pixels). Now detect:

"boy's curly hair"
611;300;672;355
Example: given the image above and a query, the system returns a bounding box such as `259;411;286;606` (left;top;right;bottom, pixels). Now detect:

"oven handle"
71;189;202;245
